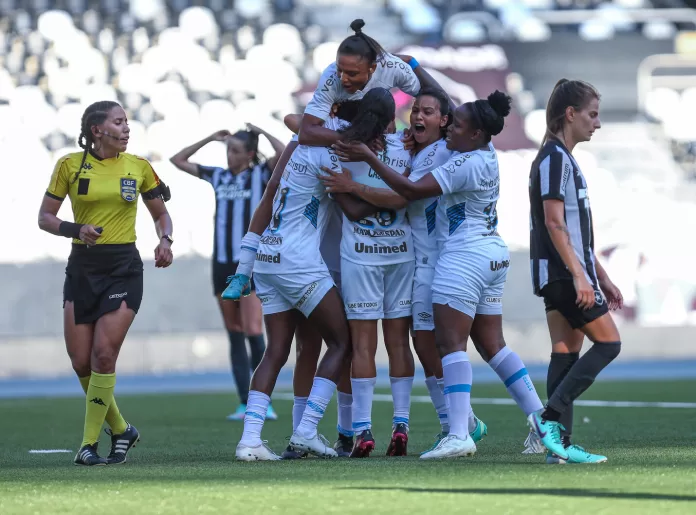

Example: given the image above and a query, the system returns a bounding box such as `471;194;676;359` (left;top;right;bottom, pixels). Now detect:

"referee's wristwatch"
161;234;174;245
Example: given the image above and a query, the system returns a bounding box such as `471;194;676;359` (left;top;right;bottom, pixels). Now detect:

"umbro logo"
418;312;432;320
90;397;106;406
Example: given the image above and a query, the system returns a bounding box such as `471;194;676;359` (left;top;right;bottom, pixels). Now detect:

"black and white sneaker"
74;443;107;466
105;424;140;465
333;433;354;457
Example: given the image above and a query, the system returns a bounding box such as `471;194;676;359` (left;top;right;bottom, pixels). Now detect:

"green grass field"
1;380;695;514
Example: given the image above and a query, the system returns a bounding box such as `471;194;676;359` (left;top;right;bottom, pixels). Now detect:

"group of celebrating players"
39;19;624;467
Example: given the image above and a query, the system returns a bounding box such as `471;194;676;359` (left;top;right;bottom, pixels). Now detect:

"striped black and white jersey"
529;140;598;295
198;163;271;264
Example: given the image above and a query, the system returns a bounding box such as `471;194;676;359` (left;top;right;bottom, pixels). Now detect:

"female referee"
528;79;622;464
38;100;173;466
170;124;285;421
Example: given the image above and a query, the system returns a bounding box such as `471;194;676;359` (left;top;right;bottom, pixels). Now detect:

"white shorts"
255;270;335;318
412;266;435;331
431;241;509;319
341;259;415;320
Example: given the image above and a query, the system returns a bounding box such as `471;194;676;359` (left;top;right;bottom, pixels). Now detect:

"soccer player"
298;19;422;147
334;91;545;459
234;88;397;461
528;79;622;464
170;126;284;421
38;101;174;465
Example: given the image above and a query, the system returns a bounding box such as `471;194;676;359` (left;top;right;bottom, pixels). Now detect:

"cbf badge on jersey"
120;178;137;202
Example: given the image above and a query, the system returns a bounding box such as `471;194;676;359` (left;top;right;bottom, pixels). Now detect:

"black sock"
247;334;266;371
562;435;572;448
541;406;562;422
547;352;580;438
547;342;621;415
228;331;251;405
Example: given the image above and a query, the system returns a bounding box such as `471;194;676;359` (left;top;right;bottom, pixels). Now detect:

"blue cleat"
547;445;608;464
469;417;488;443
528;412;569;460
221;274;251;301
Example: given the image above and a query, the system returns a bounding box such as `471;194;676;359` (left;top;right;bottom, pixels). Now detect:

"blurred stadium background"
2;0;696;386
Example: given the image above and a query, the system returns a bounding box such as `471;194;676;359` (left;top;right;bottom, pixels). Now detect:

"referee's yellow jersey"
46;152;161;245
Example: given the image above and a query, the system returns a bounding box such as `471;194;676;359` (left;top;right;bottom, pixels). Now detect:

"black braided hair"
72;100;120;184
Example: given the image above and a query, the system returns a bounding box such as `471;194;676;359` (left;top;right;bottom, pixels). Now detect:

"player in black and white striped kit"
170;124;285;420
528;79;623;464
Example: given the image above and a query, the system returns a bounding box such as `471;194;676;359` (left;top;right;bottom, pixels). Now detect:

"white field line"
28;449;73;454
273;392;696;409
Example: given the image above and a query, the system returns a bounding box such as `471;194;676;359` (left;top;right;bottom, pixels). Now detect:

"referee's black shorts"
212;259;256;296
541;280;609;330
63;243;144;324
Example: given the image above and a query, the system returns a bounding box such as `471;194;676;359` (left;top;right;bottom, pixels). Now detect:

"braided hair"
72;100;120;184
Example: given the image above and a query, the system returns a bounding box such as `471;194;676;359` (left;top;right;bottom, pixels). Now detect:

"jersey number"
270;187;289;233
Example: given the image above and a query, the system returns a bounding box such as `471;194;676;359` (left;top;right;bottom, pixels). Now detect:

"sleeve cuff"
45;191;64;201
303;106;329;122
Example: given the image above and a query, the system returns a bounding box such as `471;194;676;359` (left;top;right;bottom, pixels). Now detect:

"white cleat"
522;428;546;454
420;434;476;459
235;441;281;461
289;432;338;458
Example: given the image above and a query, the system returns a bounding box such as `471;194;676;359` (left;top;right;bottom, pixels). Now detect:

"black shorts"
63;243;144;325
212;259;256;296
541;280;609;330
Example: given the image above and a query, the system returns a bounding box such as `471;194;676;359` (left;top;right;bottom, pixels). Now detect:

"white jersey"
407;139;452;269
431;144;503;254
304;53;421;121
256;145;341;274
340;132;414;266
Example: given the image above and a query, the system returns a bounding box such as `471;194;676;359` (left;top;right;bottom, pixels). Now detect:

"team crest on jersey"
120;178;137;202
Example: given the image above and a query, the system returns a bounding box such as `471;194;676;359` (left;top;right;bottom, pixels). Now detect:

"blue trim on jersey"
444;384;471;394
241;245;258;252
504;368;528;388
425;199;438;235
447;202;467;235
303;196;320;229
306;399;325;415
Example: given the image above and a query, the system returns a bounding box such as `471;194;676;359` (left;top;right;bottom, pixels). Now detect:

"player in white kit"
334;91;546;460
234;89;397;461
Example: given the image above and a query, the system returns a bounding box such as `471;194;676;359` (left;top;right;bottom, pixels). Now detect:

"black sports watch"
161;234;174;245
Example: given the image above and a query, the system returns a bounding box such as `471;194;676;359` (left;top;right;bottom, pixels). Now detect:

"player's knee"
91;346;117;373
264;343;291;366
72;363;91;378
593;341;621;361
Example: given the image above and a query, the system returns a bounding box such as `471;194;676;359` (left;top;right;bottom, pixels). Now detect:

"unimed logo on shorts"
489;260;509;271
109;292;128;299
256;252;281;263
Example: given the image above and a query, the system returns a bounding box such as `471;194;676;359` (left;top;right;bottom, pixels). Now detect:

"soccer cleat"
386;423;408;457
421;431;448;455
281;443;308;460
226;404;247;421
350;429;375;458
469;417;488;443
419;434;476;460
236;441;281;461
105;423;140;465
333;433;354;457
522;428;546;454
74;443;107;466
289;432;338;458
222;274;251;301
527;412;569;460
266;405;278;421
547;445;608;464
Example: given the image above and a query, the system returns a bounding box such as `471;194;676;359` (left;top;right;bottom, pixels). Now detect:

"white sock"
351;377;376;433
488;346;543;416
390;376;413;429
239;390;270;447
436;377;450;433
292;396;308;432
337;392;354;437
442;351;472;439
425;376;448;432
236;232;261;278
468;406;478;433
296;377;336;438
